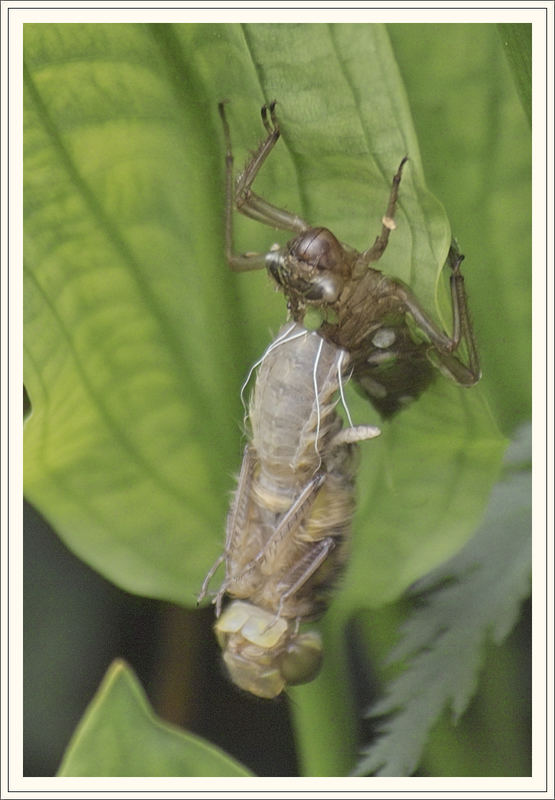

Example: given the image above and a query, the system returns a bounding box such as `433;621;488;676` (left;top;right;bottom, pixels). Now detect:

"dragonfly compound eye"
277;630;323;686
277;227;345;303
289;227;343;272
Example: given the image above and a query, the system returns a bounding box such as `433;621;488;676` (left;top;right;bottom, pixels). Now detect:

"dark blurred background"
24;501;299;777
24;500;531;777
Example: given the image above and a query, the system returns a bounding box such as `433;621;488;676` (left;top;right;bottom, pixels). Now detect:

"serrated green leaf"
57;659;252;776
353;424;531;777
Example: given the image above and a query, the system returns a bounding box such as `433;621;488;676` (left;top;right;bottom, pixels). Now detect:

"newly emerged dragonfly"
220;101;480;417
198;323;380;698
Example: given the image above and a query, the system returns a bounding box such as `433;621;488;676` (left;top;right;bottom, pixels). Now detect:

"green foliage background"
23;22;531;778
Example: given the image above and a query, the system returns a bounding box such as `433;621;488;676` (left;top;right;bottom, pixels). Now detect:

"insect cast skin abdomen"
205;323;380;698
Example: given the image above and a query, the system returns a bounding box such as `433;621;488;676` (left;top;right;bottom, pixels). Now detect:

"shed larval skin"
199;323;379;698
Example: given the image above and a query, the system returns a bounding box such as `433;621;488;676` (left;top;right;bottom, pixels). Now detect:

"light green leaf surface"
57;659;252;776
24;22;530;779
353;424;531;777
388;23;532;433
24;23;505;609
497;24;532;125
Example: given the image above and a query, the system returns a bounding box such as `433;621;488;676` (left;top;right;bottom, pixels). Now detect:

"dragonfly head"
266;227;346;311
215;601;323;699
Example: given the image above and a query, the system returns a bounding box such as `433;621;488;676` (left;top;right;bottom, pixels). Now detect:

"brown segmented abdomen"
199;323;380;698
249;322;345;493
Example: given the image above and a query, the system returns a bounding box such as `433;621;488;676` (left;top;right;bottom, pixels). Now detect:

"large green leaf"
388;23;532;432
23;22;530;779
24;22;504;609
497;23;532;125
58;660;252;776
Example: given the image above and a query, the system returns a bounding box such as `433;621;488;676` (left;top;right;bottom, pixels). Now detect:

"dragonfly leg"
354;156;408;275
227;472;327;592
397;241;481;386
198;445;256;614
268;536;336;627
219;101;309;273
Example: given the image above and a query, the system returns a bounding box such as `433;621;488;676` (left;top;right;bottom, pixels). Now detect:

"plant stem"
288;604;358;777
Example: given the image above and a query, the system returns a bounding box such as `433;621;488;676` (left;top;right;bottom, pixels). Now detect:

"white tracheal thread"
242;327;355;469
336;350;354;428
239;322;304;418
311;335;325;468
